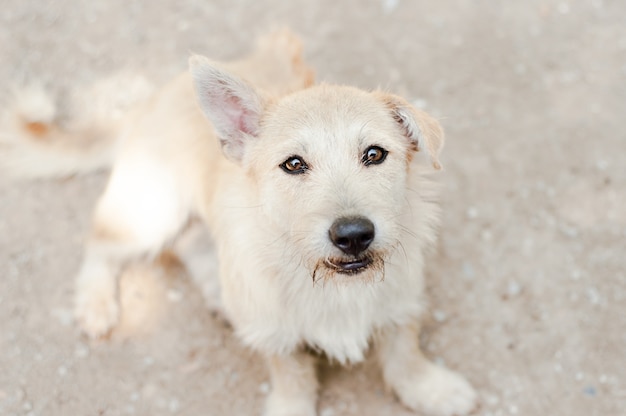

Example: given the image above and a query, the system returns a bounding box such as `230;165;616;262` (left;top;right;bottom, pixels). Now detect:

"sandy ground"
1;1;625;415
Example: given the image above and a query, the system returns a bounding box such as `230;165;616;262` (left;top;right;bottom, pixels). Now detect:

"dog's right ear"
189;55;266;162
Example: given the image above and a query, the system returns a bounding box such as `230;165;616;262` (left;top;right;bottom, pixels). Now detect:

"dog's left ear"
375;92;445;170
189;55;267;162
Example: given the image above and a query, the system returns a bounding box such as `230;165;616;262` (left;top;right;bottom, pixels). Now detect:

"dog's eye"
280;155;309;174
362;146;388;166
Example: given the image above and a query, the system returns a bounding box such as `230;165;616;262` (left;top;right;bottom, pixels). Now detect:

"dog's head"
190;56;443;283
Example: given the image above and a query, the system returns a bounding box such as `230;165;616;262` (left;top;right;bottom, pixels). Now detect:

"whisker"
268;231;290;247
398;225;419;241
396;240;410;268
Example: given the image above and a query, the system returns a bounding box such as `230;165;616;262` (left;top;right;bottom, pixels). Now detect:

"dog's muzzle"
327;216;375;274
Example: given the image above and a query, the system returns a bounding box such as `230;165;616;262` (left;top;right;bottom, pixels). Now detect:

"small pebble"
462;262;475;279
559;224;579;238
559;71;579;84
258;382;270;395
176;20;189;32
583;386;597;396
591;0;604;8
16;387;26;401
586;287;600;305
485;394;500;406
168;398;180;412
167;290;183;303
433;310;447;322
466;207;479;219
507;281;522;297
595;159;609;171
381;0;399;14
229;371;239;384
52;308;74;327
74;343;90;358
320;408;335;416
412;98;428;109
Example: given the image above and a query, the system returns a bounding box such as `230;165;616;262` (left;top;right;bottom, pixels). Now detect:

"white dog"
2;31;477;416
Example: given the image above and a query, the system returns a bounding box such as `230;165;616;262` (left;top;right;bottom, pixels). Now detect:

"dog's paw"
74;286;119;338
264;394;317;416
395;364;478;416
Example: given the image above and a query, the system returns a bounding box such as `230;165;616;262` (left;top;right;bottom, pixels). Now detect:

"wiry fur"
1;30;477;416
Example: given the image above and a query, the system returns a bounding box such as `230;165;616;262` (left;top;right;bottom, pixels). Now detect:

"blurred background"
1;0;625;415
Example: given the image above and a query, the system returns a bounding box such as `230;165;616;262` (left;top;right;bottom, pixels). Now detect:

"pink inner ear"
212;91;257;137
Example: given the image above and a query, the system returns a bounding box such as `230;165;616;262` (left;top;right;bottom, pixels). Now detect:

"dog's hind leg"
74;157;192;338
376;323;478;416
264;351;318;416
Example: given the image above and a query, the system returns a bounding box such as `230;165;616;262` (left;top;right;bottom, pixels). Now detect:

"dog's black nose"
329;217;375;256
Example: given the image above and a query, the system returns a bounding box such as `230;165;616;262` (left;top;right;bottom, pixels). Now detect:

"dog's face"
190;57;444;282
247;86;416;282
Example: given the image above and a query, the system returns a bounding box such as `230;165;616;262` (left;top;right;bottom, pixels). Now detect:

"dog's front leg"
74;241;123;338
376;323;478;416
264;350;318;416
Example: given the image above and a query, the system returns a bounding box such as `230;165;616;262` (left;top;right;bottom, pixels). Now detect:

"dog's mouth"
312;252;385;284
324;256;373;275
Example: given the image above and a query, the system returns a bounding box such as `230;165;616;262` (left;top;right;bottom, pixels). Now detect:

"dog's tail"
0;74;153;179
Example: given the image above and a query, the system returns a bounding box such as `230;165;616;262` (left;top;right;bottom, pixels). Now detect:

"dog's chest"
224;258;425;364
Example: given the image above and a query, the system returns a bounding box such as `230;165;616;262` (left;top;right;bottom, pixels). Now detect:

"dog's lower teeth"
326;258;371;273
